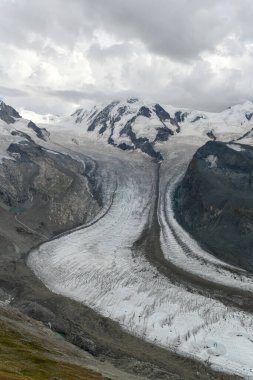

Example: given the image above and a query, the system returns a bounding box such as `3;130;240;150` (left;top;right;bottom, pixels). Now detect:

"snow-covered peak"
231;100;253;110
71;99;181;136
72;99;155;123
70;99;181;160
218;101;253;122
2;98;253;161
67;98;253;159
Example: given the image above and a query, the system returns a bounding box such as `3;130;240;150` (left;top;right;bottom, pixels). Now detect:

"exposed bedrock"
0;139;109;368
0;100;21;124
174;140;253;272
0;139;101;236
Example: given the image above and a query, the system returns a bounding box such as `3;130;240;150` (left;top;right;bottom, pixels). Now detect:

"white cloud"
0;0;253;113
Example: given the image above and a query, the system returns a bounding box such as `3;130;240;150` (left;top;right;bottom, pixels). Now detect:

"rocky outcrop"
0;100;21;124
0;138;101;236
174;140;253;272
0;101;50;142
27;120;50;141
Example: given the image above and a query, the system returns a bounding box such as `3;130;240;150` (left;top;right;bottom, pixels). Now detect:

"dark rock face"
154;104;180;132
245;112;253;121
154;104;170;121
118;142;132;150
138;106;152;118
0;138;101;234
155;127;174;142
27;121;50;141
88;101;120;132
0;101;21;124
206;130;216;140
174;110;188;123
11;129;34;143
174;141;253;272
191;115;204;123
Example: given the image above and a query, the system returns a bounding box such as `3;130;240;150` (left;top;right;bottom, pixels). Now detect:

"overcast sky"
1;0;253;114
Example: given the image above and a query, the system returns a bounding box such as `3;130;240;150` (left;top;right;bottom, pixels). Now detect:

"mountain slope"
0;100;21;124
20;109;60;125
174;140;253;272
21;99;253;160
69;99;253;158
1;99;253;378
71;98;180;160
0;100;101;234
0;304;114;380
0;100;50;165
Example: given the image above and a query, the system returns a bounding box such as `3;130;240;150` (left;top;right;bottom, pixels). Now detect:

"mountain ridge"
67;98;253;159
5;97;253;160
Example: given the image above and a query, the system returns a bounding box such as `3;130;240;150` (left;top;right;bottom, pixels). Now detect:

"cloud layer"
0;0;253;113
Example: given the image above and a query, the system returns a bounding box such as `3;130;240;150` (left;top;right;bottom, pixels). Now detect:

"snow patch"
227;143;245;152
206;155;218;168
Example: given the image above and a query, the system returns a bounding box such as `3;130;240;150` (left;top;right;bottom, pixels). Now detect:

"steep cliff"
174;141;253;272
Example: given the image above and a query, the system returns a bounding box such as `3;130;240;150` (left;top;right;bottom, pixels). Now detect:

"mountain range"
1;97;253;379
18;98;253;160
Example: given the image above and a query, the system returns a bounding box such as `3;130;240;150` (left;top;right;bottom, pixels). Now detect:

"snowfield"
27;133;253;379
19;109;61;125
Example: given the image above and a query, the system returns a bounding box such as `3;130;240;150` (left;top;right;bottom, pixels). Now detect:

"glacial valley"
1;98;253;379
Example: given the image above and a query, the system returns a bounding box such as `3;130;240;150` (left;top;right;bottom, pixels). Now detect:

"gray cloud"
1;0;251;60
0;1;92;49
45;87;141;104
84;0;230;61
87;42;133;61
0;0;253;113
0;85;28;97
